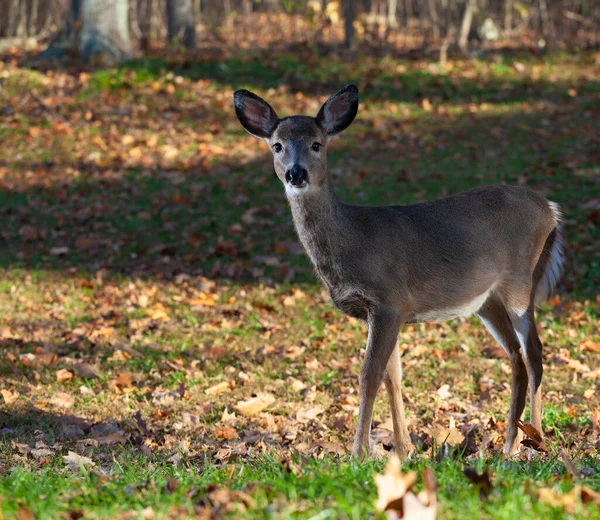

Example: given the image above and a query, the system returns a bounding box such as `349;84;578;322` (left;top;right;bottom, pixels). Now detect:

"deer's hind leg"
477;296;528;455
384;345;413;459
509;306;544;435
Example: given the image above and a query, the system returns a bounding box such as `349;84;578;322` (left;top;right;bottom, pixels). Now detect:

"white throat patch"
285;183;310;197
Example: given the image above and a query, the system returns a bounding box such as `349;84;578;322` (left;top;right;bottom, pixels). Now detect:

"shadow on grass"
89;50;600;106
1;95;598;294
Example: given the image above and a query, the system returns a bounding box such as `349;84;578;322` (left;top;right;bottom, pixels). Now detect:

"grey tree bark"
344;0;356;48
458;0;476;51
167;0;196;48
33;0;131;65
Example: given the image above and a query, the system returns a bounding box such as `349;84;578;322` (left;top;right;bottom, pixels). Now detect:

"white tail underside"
535;201;565;305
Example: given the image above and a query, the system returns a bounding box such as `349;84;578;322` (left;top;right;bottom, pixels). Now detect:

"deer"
233;84;564;460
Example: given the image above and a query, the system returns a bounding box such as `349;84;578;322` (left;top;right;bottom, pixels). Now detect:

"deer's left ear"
234;89;279;139
316;84;359;136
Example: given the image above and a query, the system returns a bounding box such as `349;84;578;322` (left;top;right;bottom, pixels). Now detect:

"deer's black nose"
285;165;308;186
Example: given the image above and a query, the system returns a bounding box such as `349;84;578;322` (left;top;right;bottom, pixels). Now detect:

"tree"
344;0;356;49
166;0;196;48
458;0;476;52
34;0;131;65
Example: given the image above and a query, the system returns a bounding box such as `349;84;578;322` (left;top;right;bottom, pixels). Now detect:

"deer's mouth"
285;181;309;196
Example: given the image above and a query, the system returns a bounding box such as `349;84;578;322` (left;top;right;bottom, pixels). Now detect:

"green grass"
2;451;600;519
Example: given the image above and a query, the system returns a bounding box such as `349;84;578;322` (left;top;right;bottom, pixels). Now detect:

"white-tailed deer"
233;85;564;459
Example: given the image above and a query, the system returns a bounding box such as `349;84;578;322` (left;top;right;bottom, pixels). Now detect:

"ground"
0;45;599;519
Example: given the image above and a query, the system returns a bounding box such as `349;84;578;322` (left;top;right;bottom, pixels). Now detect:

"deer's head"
233;85;359;197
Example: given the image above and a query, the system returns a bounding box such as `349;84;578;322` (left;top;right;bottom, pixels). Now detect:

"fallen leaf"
1;389;19;405
430;425;465;447
215;426;238;440
463;466;493;498
580;340;600;353
165;477;179;494
73;363;99;379
296;406;325;423
63;451;94;468
515;420;549;454
235;393;276;416
536;485;600;514
94;432;127;445
560;450;581;479
205;381;231;395
374;455;417;512
16;505;35;520
56;368;75;383
403;491;436;520
50;392;74;409
436;384;452;400
50;246;70;256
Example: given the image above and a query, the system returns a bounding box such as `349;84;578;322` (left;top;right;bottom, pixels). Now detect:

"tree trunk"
504;0;513;33
429;0;440;44
166;0;195;48
344;0;356;49
32;0;131;65
138;0;153;51
458;0;476;52
387;0;398;29
80;0;131;60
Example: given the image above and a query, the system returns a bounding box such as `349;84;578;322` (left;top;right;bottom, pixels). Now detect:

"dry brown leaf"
374;455;417;512
515;420;549;453
73;363;99;379
16;505;35;520
63;451;94;468
146;303;170;321
536;485;600;514
582;369;600;380
592;409;600;432
56;368;75;383
0;326;16;339
289;378;306;392
205;381;231;395
1;388;19;405
566;359;591;373
235;393;276;416
215;426;238;440
436;384;452;400
188;292;216;307
94;433;127;445
560;450;580;479
108;350;132;361
463;467;493;498
580;340;600;353
50;392;75;409
30;448;55;459
204;487;256;513
296;406;325;423
109;372;136;393
403;491;437;520
430;425;465;447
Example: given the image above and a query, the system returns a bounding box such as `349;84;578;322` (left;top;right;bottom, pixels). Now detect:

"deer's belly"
411;288;492;323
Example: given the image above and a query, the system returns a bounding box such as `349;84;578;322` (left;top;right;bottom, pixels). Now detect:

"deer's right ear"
316;84;359;136
234;89;279;139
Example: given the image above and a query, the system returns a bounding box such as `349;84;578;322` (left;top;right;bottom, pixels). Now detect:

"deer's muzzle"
285;165;308;187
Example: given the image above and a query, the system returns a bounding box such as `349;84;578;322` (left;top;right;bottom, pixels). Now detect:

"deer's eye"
273;143;282;153
311;142;321;152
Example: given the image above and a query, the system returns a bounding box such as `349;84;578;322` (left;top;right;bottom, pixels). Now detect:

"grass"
0;46;599;519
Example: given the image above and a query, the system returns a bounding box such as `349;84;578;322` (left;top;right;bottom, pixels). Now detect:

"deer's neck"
287;178;344;286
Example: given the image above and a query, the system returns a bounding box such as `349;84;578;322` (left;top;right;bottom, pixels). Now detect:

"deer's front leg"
352;308;404;459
